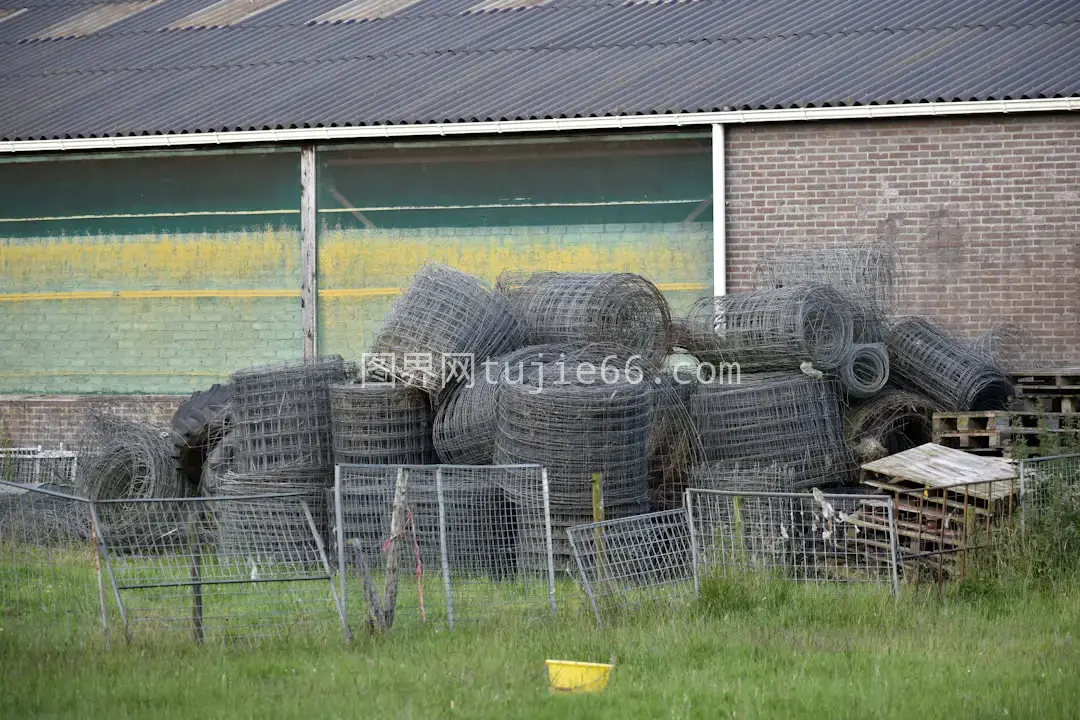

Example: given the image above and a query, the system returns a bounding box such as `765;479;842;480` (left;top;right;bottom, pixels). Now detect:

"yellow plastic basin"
545;659;614;693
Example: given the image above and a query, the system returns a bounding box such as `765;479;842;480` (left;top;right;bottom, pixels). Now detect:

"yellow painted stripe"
0;282;708;303
0;371;225;378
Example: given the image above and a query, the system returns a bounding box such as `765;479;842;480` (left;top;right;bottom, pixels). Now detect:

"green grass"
3;571;1080;719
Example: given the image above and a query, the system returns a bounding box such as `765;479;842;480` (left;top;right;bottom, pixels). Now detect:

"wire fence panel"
0;448;78;488
92;495;348;647
334;464;556;629
566;509;696;627
1019;453;1080;526
0;481;102;647
687;489;900;594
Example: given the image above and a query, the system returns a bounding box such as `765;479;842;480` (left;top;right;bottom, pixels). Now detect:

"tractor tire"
170;383;231;491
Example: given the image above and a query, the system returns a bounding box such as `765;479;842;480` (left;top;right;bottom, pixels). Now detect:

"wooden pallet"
932;411;1080;455
1011;394;1079;414
1012;369;1080;393
860;444;1017;578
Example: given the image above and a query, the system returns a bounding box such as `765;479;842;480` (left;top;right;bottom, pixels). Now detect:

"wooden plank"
300;143;318;360
861;478;994;515
861;443;1015;490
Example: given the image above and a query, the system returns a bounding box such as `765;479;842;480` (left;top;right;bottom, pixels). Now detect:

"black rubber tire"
170;383;231;490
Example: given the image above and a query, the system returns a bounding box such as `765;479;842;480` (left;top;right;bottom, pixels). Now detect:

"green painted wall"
0;137;713;394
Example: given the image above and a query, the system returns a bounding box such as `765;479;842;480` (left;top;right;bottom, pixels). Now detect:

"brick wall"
0;394;184;448
726;112;1080;365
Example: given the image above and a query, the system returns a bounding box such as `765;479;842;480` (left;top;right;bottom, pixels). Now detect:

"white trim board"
2;98;1078;155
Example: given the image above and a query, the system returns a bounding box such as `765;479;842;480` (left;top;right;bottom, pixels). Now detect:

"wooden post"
300;143;318;360
382;467;409;631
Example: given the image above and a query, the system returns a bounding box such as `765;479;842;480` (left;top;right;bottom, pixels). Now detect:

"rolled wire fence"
567;488;901;626
332;464;558;630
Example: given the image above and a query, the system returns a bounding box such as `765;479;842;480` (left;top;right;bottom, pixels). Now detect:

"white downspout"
712;123;726;297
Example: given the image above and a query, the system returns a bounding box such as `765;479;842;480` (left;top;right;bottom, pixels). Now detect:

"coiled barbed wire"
73;413;183;543
371;263;524;393
684;284;854;371
837;343;890;399
498;272;672;365
887;317;1013;411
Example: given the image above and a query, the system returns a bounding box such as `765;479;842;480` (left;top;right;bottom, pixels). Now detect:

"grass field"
4;572;1080;720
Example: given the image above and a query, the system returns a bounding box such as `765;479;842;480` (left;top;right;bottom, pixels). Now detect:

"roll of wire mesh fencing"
74;412;184;543
684;284;854;372
229;356;347;473
845;389;942;466
968;323;1034;372
432;344;578;465
370;263;524;394
754;244;897;343
837;343;890;399
494;366;653;571
330;382;437;466
498;271;672;366
887;317;1013;411
690;372;851;490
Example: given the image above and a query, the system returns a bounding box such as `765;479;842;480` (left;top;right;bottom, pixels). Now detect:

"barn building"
0;0;1077;442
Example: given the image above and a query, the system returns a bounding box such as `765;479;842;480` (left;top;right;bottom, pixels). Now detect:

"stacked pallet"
932;410;1080;456
933;369;1080;457
1011;369;1080;414
859;443;1017;579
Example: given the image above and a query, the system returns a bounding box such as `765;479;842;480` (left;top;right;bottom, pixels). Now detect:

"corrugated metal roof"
0;0;1078;141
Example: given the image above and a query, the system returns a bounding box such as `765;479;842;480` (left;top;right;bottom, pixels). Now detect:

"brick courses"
726;112;1079;365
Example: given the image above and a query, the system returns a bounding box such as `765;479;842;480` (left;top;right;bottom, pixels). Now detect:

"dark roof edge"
3;98;1078;155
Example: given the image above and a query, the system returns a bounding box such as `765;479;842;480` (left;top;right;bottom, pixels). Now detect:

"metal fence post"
334;465;347;622
301;498;352;641
88;502;132;646
1018;459;1027;538
886;498;901;598
684;488;701;596
568;531;602;628
435;467;454;630
541;468;557;618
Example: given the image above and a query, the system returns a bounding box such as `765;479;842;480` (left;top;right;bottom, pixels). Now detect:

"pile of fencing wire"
754;244;897;343
887;317;1013;411
499;271;672;366
370;263;524;394
690;372;851;490
330;382;437;466
229;356;347;473
845;389;943;465
683;284;854;371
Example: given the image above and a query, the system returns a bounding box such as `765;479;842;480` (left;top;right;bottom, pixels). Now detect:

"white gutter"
2;98;1078;154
